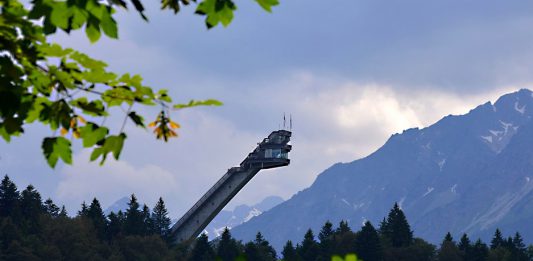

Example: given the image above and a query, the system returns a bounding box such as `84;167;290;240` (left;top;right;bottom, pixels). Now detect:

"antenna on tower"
283;113;286;130
290;114;292;131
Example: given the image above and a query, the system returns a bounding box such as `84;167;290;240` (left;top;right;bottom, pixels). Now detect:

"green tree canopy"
1;0;278;168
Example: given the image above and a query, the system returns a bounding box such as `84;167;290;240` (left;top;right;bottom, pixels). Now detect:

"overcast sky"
2;0;533;218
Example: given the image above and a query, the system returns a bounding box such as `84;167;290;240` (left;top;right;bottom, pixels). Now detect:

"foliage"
1;178;533;261
0;0;280;168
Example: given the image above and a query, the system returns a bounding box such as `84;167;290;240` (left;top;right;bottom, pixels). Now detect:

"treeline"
1;175;533;260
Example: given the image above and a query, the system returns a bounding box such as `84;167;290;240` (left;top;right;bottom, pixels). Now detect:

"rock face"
231;89;533;250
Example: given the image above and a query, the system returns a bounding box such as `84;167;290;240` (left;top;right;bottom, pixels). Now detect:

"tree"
43;198;60;218
318;221;334;261
438;233;461;261
282;240;299;261
87;198;107;239
471;239;489;261
383;203;413;248
354;221;382;261
298;229;319;261
1;0;279;169
151;197;171;239
191;233;216;261
0;175;20;218
107;211;125;240
250;232;277;261
124;194;144;235
19;185;44;233
511;232;528;261
141;204;152;235
458;233;472;260
490;229;504;249
336;220;352;235
216;228;241;261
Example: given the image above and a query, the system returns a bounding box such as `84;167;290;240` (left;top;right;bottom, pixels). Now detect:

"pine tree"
254;232;277;261
355;221;383;261
20;185;43;233
107;211;124;239
43;198;60;218
336;220;352;235
384;203;413;247
458;233;472;260
78;201;89;217
124;194;144;235
217;228;241;261
87;198;107;239
191;233;215;261
318;221;334;261
141;204;152;235
59;205;68;217
282;240;299;261
471;239;489;261
0;175;20;218
511;232;528;261
151;197;171;239
298;229;319;261
490;229;504;249
438;233;461;261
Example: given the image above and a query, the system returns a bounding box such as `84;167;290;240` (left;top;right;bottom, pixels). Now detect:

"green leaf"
100;12;118;38
49;2;70;29
42;137;72;168
196;0;236;28
255;0;278;12
80;123;109;147
70;98;107;116
85;17;101;43
90;133;126;165
128;111;145;128
173;99;223;109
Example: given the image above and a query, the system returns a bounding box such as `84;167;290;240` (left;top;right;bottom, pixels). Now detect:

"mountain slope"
231;89;533;250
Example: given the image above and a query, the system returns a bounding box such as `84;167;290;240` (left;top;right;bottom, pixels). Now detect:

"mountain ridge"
231;89;533;251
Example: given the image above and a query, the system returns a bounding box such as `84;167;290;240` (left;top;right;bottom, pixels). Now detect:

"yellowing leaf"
169;121;180;129
60;128;68;136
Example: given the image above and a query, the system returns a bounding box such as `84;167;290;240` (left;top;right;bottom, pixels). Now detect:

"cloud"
56;150;179;214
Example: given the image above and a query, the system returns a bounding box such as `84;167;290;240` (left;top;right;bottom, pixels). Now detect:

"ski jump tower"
170;129;292;244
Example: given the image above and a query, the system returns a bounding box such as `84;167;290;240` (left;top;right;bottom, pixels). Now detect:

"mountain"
104;196;130;215
204;196;284;238
231;89;533;250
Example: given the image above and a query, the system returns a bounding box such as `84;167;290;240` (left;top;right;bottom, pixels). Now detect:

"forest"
0;175;532;261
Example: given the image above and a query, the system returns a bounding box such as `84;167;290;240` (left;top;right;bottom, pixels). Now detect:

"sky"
2;0;533;218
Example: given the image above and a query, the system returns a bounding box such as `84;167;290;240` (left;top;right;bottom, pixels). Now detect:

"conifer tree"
336;220;352;235
282;240;299;261
87;198;107;239
384;203;413;247
43;198;60;218
141;204;152;235
438;233;461;261
299;229;319;261
78;202;89;217
490;229;504;249
151;197;171;239
253;232;277;261
355;221;383;261
318;221;334;261
107;211;124;239
458;233;472;260
191;233;215;261
511;232;528;261
0;175;20;218
217;228;241;261
124;194;144;235
59;205;68;217
20;185;43;233
471;239;489;261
